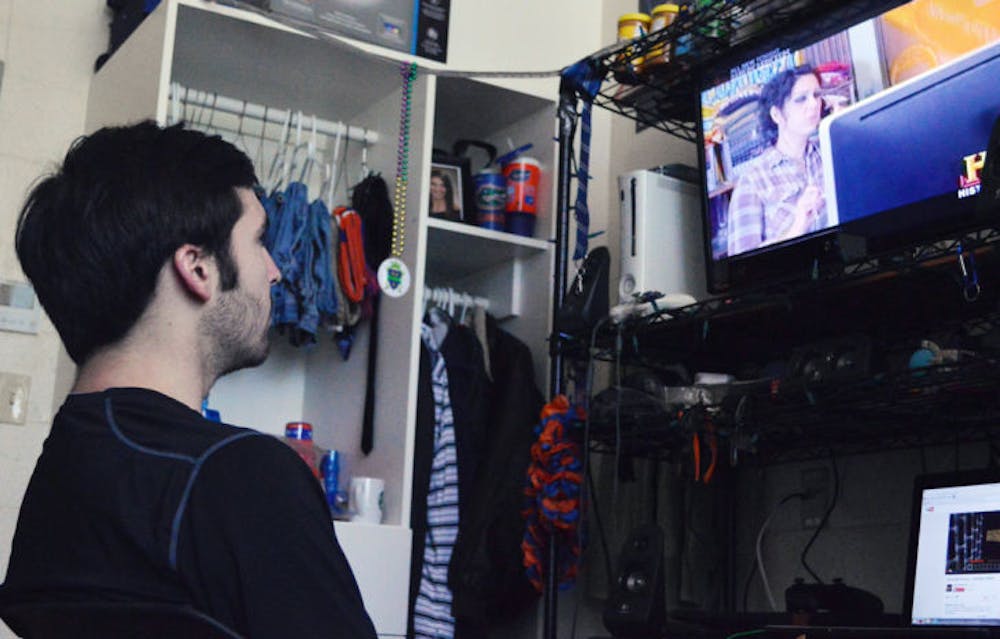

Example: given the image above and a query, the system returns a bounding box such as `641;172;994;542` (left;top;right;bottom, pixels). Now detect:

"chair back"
0;601;244;638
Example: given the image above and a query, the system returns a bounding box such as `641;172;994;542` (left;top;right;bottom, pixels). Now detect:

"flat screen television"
698;0;1000;294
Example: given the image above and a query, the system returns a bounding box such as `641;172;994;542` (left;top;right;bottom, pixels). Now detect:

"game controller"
785;578;884;617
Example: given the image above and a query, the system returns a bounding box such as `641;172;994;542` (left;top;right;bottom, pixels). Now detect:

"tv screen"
699;0;1000;293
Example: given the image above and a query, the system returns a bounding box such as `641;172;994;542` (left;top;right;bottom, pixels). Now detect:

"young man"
0;121;377;638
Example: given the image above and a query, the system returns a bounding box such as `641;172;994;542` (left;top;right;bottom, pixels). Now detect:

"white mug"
349;476;384;524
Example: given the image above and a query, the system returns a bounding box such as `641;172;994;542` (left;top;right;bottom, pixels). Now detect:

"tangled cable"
522;394;586;592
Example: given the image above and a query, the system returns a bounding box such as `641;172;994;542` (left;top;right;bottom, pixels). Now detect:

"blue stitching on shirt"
104;397;197;463
168;430;266;570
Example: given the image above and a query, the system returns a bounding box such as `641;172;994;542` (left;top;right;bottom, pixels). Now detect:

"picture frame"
429;162;464;222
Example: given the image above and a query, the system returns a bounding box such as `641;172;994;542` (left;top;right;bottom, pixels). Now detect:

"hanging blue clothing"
261;183;339;343
312;198;338;320
259;188;290;327
413;322;460;639
270;182;310;328
294;199;320;337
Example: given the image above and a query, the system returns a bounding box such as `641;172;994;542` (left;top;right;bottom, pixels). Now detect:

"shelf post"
551;77;579;399
544;75;580;639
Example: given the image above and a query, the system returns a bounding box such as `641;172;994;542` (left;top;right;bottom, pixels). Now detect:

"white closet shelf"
426;217;550;276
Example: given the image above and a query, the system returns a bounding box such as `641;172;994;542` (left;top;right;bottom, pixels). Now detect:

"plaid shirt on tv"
727;141;828;257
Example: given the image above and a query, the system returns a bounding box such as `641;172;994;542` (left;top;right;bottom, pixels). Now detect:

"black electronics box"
243;0;449;62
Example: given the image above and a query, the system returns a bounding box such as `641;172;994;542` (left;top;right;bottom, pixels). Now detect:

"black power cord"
800;450;840;583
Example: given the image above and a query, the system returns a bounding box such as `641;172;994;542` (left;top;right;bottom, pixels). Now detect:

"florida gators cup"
503;156;541;237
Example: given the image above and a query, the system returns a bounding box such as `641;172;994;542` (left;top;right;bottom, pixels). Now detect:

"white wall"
0;7;106;639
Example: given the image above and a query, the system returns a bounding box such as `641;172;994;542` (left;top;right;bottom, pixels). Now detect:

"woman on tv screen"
727;65;829;256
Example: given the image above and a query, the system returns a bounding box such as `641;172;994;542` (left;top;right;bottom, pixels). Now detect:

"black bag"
556;246;610;335
95;0;158;72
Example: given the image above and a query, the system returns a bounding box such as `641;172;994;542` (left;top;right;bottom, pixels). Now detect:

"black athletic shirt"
0;387;376;639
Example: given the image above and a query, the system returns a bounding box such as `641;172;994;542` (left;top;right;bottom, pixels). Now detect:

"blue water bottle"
320;450;343;515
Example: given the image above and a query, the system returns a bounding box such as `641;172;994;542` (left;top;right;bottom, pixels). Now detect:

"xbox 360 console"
618;169;707;304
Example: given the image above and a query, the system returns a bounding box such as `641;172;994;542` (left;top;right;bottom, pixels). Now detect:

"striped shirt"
414;324;460;639
727;141;828;257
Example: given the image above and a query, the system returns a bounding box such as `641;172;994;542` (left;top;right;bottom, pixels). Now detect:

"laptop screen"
906;470;1000;627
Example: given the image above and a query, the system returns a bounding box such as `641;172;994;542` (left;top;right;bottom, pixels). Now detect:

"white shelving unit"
85;1;555;635
427;74;556;387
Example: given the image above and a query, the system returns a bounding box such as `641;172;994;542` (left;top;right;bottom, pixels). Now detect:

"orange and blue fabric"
522;395;585;592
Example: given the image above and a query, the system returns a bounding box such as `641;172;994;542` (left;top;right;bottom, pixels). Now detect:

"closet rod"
169;83;379;145
424;286;490;311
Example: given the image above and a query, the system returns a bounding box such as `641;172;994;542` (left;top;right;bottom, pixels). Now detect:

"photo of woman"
726;65;829;256
429;165;463;222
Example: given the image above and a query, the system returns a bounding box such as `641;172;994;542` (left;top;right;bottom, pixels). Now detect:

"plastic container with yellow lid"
616;12;652;71
647;3;680;66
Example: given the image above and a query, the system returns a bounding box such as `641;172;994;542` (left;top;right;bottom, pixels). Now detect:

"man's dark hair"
758;64;817;145
15;121;258;365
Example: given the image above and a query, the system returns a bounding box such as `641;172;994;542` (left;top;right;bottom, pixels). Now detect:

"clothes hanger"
298;114;318;186
189;90;212;131
205;92;218;133
320;160;333;208
459;292;470;325
182;86;194;125
338;130;351;195
256;105;269;184
170;82;181;125
360;128;370;181
266;110;291;192
232;99;251;156
422;286;434;317
327;126;344;206
282;110;303;187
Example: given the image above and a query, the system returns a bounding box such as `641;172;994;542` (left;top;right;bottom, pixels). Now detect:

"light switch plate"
0;372;30;425
0;280;40;334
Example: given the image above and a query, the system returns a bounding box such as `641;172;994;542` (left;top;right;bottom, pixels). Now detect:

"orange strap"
703;425;718;484
692;432;701;482
335;207;367;304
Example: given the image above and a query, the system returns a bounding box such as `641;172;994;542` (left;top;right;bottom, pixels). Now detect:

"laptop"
769;469;1000;638
904;469;1000;632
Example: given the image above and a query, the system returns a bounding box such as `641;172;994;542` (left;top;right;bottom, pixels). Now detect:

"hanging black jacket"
408;321;491;637
448;317;543;629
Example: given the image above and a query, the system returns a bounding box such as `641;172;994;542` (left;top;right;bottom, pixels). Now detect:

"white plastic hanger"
265;110;291;192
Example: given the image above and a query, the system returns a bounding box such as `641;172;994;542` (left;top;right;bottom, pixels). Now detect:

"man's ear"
173;243;215;303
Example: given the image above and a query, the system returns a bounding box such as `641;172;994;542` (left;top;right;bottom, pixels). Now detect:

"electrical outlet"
801;467;830;529
0;372;30;425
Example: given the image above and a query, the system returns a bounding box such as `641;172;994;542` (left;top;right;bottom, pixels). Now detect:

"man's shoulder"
59;387;281;463
194;430;307;482
184;430;321;515
203;428;291;462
